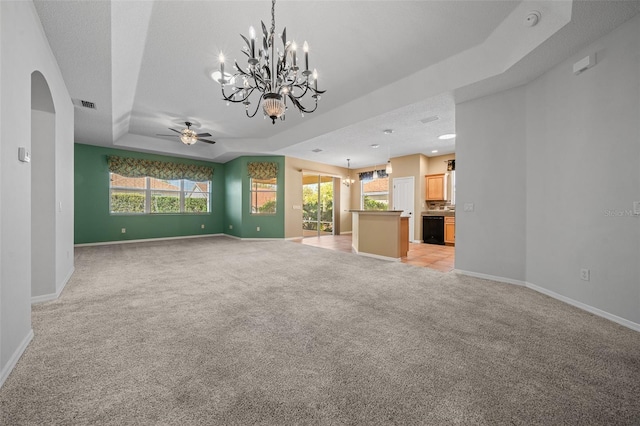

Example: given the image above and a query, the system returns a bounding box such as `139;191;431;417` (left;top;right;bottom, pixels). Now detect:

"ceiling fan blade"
197;138;216;144
168;128;182;134
196;132;212;137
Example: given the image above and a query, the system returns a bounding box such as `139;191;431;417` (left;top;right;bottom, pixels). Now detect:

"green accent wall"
224;155;285;239
74;144;225;244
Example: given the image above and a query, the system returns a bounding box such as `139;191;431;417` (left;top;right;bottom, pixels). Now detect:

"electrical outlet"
201;224;205;229
580;268;590;281
121;228;126;234
257;226;260;232
229;225;233;229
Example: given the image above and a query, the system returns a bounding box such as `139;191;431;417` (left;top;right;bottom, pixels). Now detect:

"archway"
31;71;56;300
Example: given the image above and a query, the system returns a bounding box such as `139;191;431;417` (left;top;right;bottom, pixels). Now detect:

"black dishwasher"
423;216;445;245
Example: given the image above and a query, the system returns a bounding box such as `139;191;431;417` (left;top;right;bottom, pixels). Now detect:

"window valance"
247;162;278;180
358;169;388;182
107;156;213;181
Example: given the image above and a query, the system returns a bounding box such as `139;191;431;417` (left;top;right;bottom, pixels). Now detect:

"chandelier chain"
270;0;276;36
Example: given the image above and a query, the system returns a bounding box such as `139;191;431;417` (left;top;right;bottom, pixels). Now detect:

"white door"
393;177;415;242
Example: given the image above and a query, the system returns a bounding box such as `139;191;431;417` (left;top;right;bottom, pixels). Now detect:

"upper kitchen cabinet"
425;173;447;200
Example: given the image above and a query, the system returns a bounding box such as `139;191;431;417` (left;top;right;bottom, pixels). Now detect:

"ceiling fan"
157;122;216;145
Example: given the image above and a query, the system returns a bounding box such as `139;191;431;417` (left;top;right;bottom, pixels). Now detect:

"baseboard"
74;233;224;247
353;250;400;262
224;234;285;241
454;269;526;286
31;266;75;304
0;329;34;389
340;231;353;235
525;281;640;332
455;269;639;333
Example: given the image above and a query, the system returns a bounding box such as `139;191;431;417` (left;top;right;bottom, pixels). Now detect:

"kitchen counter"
349;210;409;260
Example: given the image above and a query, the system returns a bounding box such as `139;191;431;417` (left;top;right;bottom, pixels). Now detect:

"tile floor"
298;234;455;272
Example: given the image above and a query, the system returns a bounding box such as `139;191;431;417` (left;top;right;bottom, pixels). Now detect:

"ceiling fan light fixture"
180;128;198;145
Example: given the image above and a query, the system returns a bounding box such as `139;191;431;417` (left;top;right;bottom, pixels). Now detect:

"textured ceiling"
33;0;639;168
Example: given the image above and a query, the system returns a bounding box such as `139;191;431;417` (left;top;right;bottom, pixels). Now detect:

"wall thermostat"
18;147;31;163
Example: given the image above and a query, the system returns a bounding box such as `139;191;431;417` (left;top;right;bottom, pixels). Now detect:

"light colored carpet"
1;237;639;425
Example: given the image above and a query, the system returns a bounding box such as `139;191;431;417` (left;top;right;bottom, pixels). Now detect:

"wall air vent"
72;98;97;110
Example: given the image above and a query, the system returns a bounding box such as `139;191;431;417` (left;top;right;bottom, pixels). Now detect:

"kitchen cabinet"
444;216;455;245
400;217;409;257
425;173;446;200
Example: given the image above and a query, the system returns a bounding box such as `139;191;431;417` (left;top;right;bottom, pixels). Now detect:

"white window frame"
250;177;277;215
109;173;211;215
360;178;390;210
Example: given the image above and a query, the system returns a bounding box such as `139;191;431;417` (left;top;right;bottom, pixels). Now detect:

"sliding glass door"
302;174;334;237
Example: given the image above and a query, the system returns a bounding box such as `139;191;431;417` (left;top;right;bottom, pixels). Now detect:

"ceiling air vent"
72;98;97;110
420;115;439;124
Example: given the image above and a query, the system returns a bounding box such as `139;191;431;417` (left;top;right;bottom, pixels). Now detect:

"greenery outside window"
250;177;277;214
110;173;210;214
361;176;389;210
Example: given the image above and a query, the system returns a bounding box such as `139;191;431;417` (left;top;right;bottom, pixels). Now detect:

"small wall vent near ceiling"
72;98;97;110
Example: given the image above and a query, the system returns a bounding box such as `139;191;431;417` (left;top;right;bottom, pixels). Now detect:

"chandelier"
215;0;325;124
343;159;355;187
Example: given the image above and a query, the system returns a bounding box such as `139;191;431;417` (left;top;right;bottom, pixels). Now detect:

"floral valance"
447;160;456;171
107;156;213;181
358;169;388;182
247;162;278;180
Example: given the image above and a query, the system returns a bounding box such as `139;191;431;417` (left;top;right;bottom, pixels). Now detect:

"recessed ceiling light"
431;150;438;153
438;133;456;140
383;129;394;135
370;144;380;148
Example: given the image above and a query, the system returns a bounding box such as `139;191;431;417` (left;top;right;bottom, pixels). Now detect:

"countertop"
422;210;455;217
349;210;404;214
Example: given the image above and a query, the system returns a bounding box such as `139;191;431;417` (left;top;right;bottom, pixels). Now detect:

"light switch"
463;202;475;212
18;147;31;163
634;201;640;215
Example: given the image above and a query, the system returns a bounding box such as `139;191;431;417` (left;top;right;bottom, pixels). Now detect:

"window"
361;176;389;210
110;173;210;214
250;177;277;214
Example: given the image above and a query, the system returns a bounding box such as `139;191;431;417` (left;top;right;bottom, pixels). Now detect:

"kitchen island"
349;210;409;260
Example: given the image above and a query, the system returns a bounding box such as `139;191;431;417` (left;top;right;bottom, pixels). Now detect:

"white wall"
0;1;74;387
456;14;640;327
525;14;640;325
456;85;527;282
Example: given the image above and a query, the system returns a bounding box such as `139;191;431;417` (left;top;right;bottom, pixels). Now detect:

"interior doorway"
302;174;334;237
30;71;56;300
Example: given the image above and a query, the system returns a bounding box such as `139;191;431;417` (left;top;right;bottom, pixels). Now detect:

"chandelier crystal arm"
245;98;263;118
